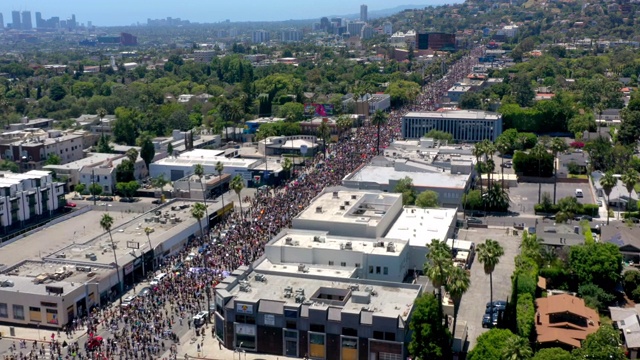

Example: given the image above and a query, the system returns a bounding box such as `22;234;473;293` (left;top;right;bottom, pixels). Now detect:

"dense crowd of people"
5;48;482;360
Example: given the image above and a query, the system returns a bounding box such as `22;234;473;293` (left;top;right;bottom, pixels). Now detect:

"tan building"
535;294;599;348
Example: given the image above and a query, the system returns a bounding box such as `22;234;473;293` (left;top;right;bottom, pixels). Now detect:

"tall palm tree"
424;239;453;302
281;157;293;179
193;164;209;224
550;137;568;204
476;239;504;325
482;140;496;186
502;335;533;360
472;141;486;196
100;213;123;305
530;143;548;204
496;140;509;189
97;108;107;122
144;226;154;276
600;171;617;225
336;114;353;139
230;175;245;217
621;169;639;214
445;266;470;347
371;110;388;156
191;202;206;237
317;120;330;159
215;161;225;213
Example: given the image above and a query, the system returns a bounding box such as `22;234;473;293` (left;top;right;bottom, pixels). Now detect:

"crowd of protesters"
4;48;482;360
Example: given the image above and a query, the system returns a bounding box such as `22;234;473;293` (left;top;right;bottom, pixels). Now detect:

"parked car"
482;312;499;328
466;217;482;224
66;202;77;208
193;311;209;327
574;215;593;222
500;162;512;168
152;199;162;205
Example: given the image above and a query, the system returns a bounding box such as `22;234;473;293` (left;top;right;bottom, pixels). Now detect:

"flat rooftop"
347;165;470;190
43;153;118;171
270;230;407;256
295;190;401;227
225;262;421;321
385;207;457;247
403;110;501;120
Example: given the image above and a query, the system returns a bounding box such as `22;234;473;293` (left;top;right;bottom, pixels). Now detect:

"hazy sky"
0;1;458;26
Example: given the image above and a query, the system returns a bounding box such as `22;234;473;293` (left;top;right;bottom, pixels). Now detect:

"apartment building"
0;130;85;171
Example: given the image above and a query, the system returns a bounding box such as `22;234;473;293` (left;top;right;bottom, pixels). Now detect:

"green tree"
140;136;155;171
75;183;85;195
569;242;622;292
511;74;535;107
515;293;535;339
230;174;245;216
622;168;639;213
550;137;568;204
600;171;617;225
96;134;113;153
463;190;483;210
49;83;67;101
531;348;571;360
408;293;452;360
394;176;416;205
623;270;640;298
555;196;580;223
371;109;388;156
477;239;505;323
215;161;225;211
385;80;420;106
151;174;168;200
571;324;625;360
424;129;454;143
45;154;61;166
99;213;123;303
459;91;483;110
502;335;533;360
445;266;470;348
484;183;510;212
336;115;353;139
424;239;453;304
467;328;516;360
530;142;548;203
115;160;135;183
578;283;616;311
317;120;330;159
167;142;174;157
89;182;103;198
113;107;139;145
415;190;439;208
277;102;305;122
190;202;207;237
0;159;18;173
281;157;293;179
473;141;486;196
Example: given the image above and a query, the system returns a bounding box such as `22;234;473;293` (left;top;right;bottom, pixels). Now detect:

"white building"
149;149;262;184
0;130;85;171
43;153;116;189
346;21;366;38
78;155;147;195
382;21;393;35
281;28;303;42
497;25;519;38
0;170;65;229
251;30;270;44
193;50;216;63
402;110;503;142
447;85;472;103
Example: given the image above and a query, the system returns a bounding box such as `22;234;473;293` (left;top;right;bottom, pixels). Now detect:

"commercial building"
43;153;117;191
402;110;503;142
281;29;303;42
347;21;366;38
120;32;137;46
21;11;32;30
258;135;319;157
0;170;65;232
11;11;21;30
416;32;456;51
360;4;368;22
447;85;471;103
193;50;216;63
252;30;270;44
0;130;85;171
213;188;457;358
382;21;392;35
0;200;221;328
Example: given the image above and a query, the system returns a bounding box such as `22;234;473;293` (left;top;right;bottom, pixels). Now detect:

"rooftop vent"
345;242;353;250
313;236;326;243
316;206;323;213
344;201;350;206
339;205;346;210
239;283;252;292
297;264;308;273
350;284;360;291
351;195;357;200
254;274;267;282
387;242;396;253
285;237;293;245
332;191;339;198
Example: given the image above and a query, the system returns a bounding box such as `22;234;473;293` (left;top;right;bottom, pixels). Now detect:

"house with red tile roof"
535;294;600;349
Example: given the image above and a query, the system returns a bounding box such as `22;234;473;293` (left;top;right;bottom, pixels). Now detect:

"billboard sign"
304;104;334;117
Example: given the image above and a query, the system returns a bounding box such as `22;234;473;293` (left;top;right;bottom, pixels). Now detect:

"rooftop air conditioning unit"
351;195;357;200
316;206;323;213
333;191;339;198
387;242;395;253
345;242;353;250
285;237;293;245
339;205;346;210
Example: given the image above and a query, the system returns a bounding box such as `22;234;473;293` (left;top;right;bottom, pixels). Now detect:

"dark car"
466;217;482;224
482;313;499;328
152;199;162;205
574;215;593;221
500;162;512;168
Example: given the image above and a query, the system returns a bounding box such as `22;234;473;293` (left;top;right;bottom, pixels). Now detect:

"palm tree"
371;110;388;156
482;140;496;186
281;157;293;179
424;239;453;302
600;171;617;225
230;175;245;217
100;213;123;305
191;202;206;237
317;120;330;159
445;266;470;347
97;108;107;122
215;161;225;213
621;169;639;214
502;335;533;360
193;164;209;224
151;175;168;202
472;141;486;196
144;227;154;276
496;140;509;189
336;114;353;139
476;239;504;325
530;143;548;204
550;137;568;204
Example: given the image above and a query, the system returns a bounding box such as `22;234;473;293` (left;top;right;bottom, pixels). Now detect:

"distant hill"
330;2;465;20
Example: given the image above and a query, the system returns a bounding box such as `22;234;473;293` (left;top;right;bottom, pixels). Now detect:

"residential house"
535;294;600;349
534;223;585;247
592;171;638;209
78;155;147;195
610;305;640;359
557;151;588;178
596;109;622;125
601;224;640;263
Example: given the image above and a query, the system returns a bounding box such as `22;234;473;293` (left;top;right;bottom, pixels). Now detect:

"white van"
150;272;167;286
575;189;584;198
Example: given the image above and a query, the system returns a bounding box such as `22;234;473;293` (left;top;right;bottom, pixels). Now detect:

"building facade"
401;110;502;142
416;32;456;51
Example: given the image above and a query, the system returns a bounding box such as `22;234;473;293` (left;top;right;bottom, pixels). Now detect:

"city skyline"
0;0;461;27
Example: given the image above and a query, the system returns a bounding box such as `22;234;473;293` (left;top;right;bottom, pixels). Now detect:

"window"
328;261;334;266
310;324;325;333
355;263;360;268
285;320;297;329
373;331;384;340
13;305;24;320
29;306;41;322
341;262;346;267
368;266;373;274
284;309;298;318
376;266;381;274
342;327;358;337
235;314;255;324
46;309;58;325
383;267;388;275
0;303;7;318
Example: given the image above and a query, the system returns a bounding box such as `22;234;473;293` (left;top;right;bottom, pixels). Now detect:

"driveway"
454;227;520;351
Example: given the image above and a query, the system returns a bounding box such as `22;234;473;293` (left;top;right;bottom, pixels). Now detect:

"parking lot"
507;182;595;215
454;227;520;351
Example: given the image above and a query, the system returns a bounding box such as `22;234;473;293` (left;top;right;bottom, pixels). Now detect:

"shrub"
624;270;640;296
516;293;535;339
539;266;571;290
578;284;616;312
632;287;640;303
516;273;537;297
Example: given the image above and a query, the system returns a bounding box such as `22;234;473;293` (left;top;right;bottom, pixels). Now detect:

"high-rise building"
0;13;4;29
361;24;375;40
360;4;368;22
347;21;366;38
319;17;330;32
21;11;32;30
416;32;456;51
35;12;42;28
251;30;270;44
11;11;20;30
383;21;393;35
120;32;138;46
281;28;303;42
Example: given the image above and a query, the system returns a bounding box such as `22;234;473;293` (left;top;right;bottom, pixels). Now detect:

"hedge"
534;203;599;217
516;293;535;339
516;273;537;297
